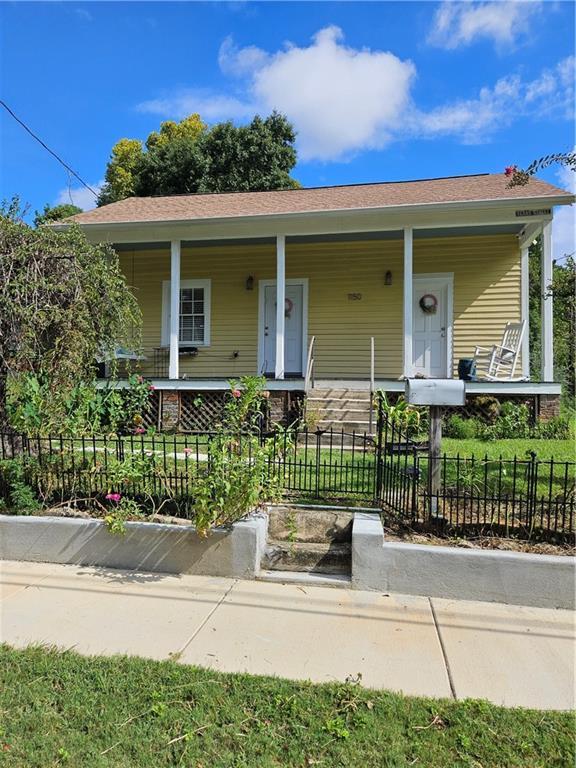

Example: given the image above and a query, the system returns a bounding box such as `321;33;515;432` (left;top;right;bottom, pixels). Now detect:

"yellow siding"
118;233;520;379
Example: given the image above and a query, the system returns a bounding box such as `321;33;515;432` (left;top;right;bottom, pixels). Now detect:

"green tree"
98;112;299;205
98;138;144;206
0;199;141;429
197;113;299;193
34;203;82;227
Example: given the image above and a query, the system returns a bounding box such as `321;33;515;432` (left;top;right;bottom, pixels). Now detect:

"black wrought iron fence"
376;407;575;541
0;414;574;541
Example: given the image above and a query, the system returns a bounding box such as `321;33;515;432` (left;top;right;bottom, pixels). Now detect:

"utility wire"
0;99;98;198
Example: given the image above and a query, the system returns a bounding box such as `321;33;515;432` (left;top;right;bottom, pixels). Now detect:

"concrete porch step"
316;420;373;433
262;540;352;575
267;506;353;544
257;570;351;588
308;389;372;400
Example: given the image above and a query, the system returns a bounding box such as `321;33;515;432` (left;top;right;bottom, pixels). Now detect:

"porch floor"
97;377;562;396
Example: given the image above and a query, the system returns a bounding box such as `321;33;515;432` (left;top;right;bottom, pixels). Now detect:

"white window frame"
161;279;211;347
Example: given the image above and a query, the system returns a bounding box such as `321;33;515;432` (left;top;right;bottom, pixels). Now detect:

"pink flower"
105;492;121;503
183;447;193;455
149;384;155;391
504;165;517;176
231;389;242;398
134;427;145;434
137;376;144;384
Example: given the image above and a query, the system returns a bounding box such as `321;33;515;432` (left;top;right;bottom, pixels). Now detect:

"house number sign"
347;293;362;301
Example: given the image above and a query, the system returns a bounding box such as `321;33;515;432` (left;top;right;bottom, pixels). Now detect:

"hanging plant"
419;293;438;314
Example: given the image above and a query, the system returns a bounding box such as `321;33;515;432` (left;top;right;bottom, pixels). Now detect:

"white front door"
262;283;304;375
412;275;452;378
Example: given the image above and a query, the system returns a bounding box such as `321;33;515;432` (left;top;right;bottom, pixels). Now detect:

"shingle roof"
67;173;572;226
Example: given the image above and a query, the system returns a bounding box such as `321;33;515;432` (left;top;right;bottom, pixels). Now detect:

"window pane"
192;317;204;342
178;285;206;344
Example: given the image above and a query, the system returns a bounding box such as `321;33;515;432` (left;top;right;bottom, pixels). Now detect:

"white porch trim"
275;235;286;380
169;240;181;380
520;245;530;379
403;226;413;378
541;222;554;382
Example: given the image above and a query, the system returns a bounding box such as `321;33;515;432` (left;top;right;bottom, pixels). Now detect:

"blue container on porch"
458;358;477;381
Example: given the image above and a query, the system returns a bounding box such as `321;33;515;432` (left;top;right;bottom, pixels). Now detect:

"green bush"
6;372;154;436
0;457;39;514
444;414;480;439
534;415;571;440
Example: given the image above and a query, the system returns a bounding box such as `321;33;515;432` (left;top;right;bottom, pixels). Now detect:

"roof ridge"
130;173;494;202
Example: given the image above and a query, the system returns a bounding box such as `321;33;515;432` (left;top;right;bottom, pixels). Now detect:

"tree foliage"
97;112;299;205
505;152;576;187
34;203;83;228
0;200;142;428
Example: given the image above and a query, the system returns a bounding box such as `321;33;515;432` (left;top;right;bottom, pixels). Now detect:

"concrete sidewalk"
1;560;574;711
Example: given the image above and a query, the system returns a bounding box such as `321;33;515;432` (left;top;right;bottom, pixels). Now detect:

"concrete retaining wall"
352;512;575;609
0;514;268;578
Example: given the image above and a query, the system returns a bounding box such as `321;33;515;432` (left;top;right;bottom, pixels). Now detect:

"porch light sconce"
384;270;393;286
245;275;255;291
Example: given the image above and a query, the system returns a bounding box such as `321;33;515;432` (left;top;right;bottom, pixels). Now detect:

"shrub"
0;457;39;514
534;415;571;440
470;395;501;424
444;414;479;440
6;372;154;436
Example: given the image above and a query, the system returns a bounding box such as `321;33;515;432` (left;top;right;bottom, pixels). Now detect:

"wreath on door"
284;297;294;318
419;293;438;314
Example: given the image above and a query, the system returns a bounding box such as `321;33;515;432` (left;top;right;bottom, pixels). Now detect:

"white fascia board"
56;195;574;245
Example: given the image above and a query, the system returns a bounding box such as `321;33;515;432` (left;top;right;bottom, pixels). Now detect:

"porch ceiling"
113;223;526;252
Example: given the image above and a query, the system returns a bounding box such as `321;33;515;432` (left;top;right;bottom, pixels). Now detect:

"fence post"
526;450;538;535
375;392;384;503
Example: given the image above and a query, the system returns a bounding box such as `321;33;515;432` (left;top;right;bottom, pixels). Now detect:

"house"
59;173;574;431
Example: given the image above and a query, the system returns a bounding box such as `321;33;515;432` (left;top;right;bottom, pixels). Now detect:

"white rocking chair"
473;321;526;381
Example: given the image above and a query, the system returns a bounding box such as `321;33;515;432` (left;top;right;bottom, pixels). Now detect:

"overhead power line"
0;99;98;198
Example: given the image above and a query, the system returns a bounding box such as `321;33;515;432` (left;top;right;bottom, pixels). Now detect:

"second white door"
412;275;452;378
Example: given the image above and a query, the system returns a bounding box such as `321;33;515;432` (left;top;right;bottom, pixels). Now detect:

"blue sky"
1;1;574;256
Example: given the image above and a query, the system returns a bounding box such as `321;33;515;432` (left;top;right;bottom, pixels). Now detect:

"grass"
1;645;574;768
442;438;575;462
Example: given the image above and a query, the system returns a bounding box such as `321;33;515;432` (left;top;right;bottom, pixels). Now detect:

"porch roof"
61;173;573;228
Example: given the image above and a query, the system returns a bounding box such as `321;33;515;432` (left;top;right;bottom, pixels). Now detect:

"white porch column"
275;235;286;380
403;227;413;378
169;239;181;380
541;222;554;382
521;245;530;379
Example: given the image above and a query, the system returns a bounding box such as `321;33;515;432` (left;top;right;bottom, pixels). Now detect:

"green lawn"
1;645;574;768
442;438;575;462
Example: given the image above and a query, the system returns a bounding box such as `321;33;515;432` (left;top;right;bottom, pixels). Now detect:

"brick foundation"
538;394;561;422
160;391;180;431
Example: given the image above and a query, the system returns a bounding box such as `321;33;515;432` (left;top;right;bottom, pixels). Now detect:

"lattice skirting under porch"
178;391;228;432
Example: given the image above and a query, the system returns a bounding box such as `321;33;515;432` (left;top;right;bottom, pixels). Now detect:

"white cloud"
552;161;575;262
428;1;542;50
218;36;269;77
137;90;256;122
140;26;415;161
413;57;574;142
248;26;416;160
55;180;103;211
135;27;573;162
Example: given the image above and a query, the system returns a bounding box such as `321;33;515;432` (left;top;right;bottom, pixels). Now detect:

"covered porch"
111;219;555;389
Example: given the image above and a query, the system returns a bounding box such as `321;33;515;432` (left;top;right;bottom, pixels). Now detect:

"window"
162;280;211;347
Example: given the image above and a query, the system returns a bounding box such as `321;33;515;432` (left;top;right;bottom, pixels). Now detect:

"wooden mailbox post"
405;379;466;515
